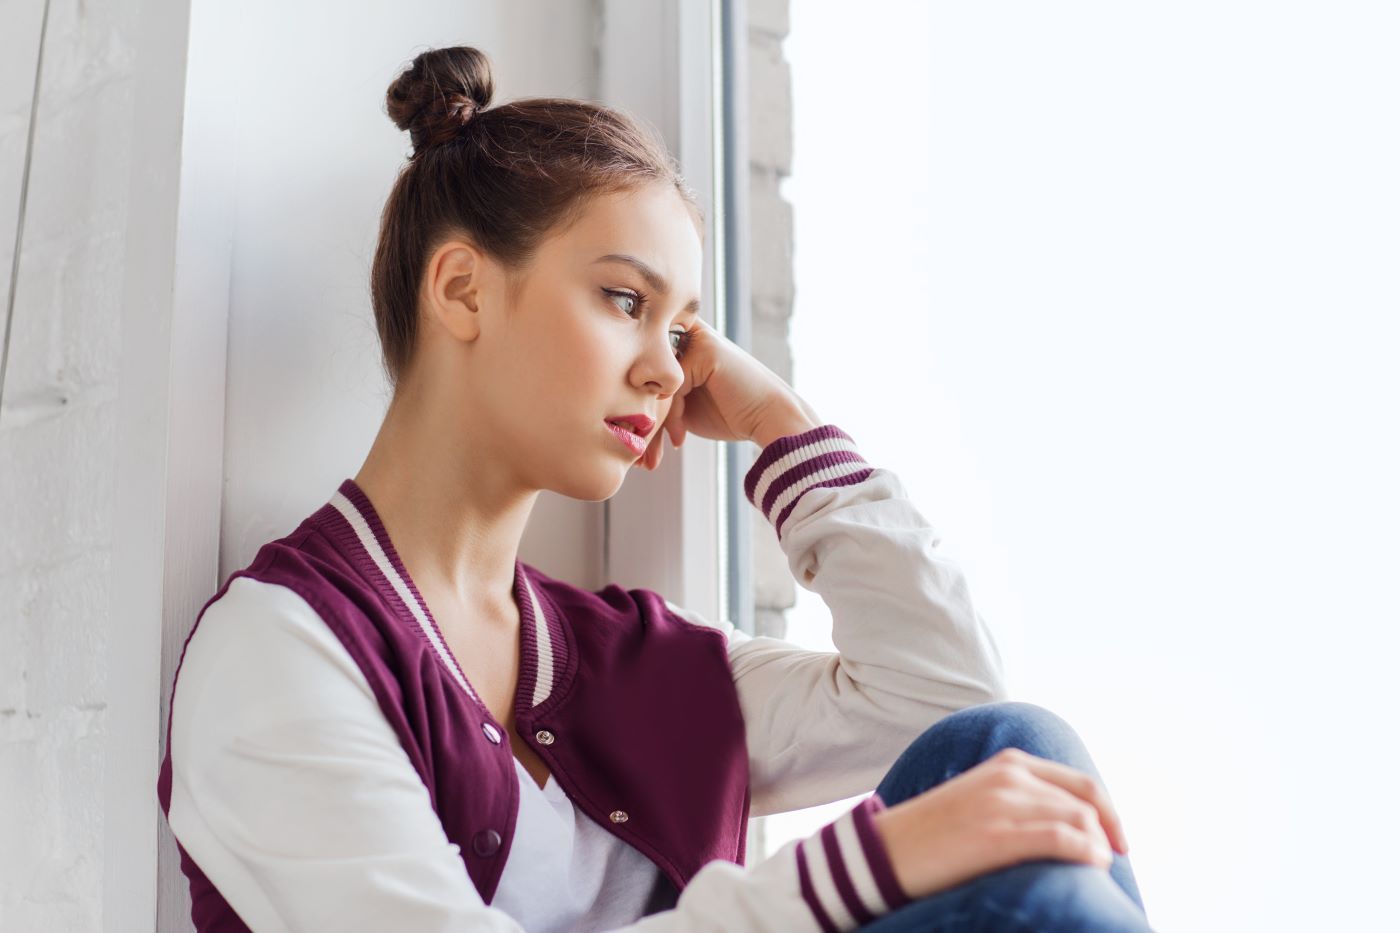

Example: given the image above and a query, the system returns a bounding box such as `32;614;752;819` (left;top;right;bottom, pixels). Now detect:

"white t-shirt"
496;756;662;931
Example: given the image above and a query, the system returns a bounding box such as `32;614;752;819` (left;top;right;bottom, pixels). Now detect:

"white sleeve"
167;576;525;932
665;424;1010;817
168;575;913;933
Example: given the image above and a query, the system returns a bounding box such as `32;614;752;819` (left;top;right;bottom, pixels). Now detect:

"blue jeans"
858;702;1153;932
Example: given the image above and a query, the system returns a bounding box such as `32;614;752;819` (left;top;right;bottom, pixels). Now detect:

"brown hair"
371;45;703;389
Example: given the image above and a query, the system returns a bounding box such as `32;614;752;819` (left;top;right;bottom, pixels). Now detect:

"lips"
605;419;649;456
605;413;655;437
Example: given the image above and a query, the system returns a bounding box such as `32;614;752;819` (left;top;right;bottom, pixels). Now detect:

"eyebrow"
592;254;702;319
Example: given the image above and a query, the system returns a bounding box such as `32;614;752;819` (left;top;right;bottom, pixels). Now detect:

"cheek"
525;315;623;413
562;319;625;383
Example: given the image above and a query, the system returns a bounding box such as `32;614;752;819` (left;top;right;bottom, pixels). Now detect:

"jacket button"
535;729;555;746
472;829;502;856
609;810;629;823
481;722;501;744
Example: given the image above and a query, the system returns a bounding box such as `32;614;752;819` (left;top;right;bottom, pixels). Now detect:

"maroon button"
472;829;502;857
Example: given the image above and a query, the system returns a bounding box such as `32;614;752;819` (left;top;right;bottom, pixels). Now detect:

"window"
771;3;1400;931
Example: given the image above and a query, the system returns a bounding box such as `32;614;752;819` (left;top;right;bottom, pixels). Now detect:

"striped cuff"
744;424;874;539
795;794;913;932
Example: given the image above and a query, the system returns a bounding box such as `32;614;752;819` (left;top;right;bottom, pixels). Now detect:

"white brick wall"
747;0;797;640
1;0;140;928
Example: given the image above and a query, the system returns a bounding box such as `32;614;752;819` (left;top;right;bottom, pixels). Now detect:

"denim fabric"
859;702;1154;932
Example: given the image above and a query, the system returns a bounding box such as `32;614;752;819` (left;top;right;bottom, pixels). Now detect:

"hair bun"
386;46;495;155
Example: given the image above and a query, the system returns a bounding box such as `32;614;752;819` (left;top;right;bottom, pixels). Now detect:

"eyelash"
603;288;693;358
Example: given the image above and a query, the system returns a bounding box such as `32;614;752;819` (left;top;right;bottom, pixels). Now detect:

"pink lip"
607;413;655;436
605;419;649;456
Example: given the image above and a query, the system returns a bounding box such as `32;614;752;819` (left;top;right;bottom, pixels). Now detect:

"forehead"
550;185;703;298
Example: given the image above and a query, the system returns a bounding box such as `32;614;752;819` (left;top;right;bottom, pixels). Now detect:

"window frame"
599;0;753;637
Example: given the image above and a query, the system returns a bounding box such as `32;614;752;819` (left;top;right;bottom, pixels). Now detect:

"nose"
633;331;685;398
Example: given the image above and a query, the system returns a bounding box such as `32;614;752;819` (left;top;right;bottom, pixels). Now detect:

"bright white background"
760;3;1400;931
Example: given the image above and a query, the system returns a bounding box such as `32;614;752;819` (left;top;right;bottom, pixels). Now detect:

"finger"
666;396;686;446
1001;750;1129;854
1007;784;1112;855
1014;820;1113;870
644;428;664;470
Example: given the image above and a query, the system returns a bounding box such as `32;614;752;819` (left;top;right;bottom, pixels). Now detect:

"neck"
353;377;539;621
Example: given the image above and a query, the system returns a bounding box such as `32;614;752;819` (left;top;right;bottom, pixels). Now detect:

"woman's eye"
607;288;690;358
605;288;641;317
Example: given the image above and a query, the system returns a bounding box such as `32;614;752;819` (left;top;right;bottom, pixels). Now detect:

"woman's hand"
870;747;1131;901
638;317;821;470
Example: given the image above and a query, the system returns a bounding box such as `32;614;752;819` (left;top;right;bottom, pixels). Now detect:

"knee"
916;700;1088;762
876;701;1100;807
976;860;1152;932
942;699;1075;734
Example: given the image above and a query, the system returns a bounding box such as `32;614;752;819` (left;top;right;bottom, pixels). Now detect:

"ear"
423;237;489;342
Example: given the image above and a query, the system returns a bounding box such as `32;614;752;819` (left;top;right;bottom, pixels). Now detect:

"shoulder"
521;561;657;628
522;562;746;645
192;573;337;647
659;597;752;649
173;576;376;741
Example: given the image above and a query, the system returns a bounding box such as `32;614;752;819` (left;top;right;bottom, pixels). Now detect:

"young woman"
157;46;1153;932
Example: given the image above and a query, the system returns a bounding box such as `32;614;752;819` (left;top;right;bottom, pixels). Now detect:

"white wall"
1;0;141;928
776;2;1399;931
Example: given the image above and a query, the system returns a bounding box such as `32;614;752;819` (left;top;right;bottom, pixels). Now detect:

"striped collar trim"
315;479;568;717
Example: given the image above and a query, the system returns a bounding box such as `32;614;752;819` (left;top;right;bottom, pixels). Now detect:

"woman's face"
433;182;703;501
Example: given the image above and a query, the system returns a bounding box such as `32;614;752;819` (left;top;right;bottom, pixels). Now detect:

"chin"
551;461;633;502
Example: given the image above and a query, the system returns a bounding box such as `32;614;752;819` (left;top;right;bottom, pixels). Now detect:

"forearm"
733;422;1010;813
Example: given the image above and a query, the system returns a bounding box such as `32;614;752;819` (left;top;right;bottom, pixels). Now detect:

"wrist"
870;806;916;903
750;399;821;448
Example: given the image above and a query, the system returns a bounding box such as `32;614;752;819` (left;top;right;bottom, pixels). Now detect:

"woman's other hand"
638;317;821;470
871;747;1132;901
